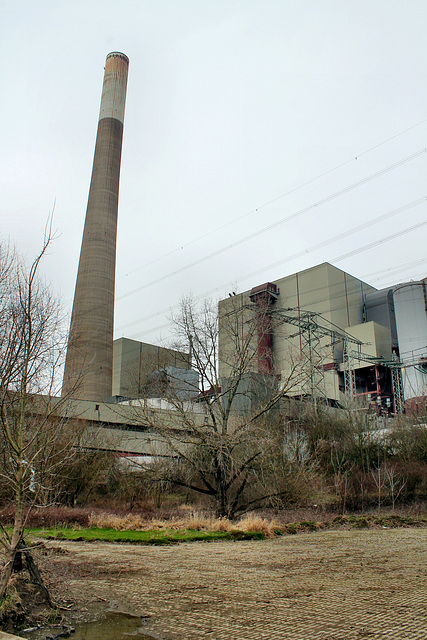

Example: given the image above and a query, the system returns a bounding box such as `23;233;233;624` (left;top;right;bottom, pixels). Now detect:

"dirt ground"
39;528;427;640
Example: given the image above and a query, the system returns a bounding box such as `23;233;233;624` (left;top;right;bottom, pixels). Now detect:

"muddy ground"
36;528;426;640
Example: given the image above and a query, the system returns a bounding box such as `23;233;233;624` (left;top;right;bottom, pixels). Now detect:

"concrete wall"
112;337;191;398
365;288;398;349
345;321;392;366
52;396;207;456
220;372;279;414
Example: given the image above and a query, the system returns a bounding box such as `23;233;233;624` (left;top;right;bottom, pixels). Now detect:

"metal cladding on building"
219;263;427;414
62;52;129;401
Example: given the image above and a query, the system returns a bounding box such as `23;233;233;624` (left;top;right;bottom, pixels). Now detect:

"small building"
112;337;193;400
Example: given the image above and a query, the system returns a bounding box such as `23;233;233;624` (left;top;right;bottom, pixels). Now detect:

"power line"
331;219;427;265
118;118;427;280
360;258;427;281
118;149;426;301
115;196;426;333
229;197;427;284
116;213;427;339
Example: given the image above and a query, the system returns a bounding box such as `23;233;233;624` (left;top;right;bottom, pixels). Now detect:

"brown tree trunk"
0;501;24;600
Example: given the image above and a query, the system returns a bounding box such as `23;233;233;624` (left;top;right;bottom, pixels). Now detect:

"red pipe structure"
249;282;279;375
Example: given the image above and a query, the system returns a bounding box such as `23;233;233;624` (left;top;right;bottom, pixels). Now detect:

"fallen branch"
94;594;108;602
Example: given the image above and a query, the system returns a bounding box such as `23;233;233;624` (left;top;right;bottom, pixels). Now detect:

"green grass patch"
25;513;427;546
279;521;320;535
28;526;264;545
330;514;427;530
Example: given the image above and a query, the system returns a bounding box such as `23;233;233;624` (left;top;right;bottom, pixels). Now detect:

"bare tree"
383;463;407;512
0;231;77;600
130;296;304;518
370;451;387;515
330;443;352;514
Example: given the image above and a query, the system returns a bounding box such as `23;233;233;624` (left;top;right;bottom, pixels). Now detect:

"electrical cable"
115;197;426;333
361;259;427;281
118;118;427;280
331;219;427;265
226;197;427;284
118;149;426;301
117;214;427;339
116;222;427;337
119;215;427;334
232;216;427;293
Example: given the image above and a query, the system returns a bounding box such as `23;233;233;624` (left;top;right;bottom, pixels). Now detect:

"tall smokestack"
62;52;129;401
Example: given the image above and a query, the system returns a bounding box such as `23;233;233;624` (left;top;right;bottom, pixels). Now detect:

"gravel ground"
42;528;427;640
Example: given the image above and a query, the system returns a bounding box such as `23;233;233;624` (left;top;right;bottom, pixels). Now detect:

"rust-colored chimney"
249;282;278;375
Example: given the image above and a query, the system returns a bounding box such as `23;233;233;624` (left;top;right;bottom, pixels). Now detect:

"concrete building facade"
218;263;427;413
112;337;193;400
219;263;376;407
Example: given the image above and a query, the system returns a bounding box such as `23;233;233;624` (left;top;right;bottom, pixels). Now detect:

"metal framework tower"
273;309;362;404
343;338;358;400
391;357;405;414
62;52;129;401
239;297;408;412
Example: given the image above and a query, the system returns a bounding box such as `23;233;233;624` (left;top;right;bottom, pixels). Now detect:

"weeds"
27;509;427;546
3;505;425;545
87;511;281;538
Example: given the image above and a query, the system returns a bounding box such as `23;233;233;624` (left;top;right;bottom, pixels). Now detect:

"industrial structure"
59;263;425;461
365;280;427;412
59;52;425;427
62;52;129;401
218;263;427;414
112;337;196;401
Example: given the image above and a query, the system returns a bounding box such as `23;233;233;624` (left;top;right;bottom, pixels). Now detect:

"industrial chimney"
249;282;279;375
62;52;129;401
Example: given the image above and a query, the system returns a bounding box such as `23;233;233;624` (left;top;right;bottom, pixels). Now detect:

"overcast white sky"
1;1;426;345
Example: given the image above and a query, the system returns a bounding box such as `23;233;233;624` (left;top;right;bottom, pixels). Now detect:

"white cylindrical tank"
393;281;427;406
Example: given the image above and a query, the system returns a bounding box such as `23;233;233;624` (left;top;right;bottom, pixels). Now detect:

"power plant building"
367;281;427;411
218;263;427;413
59;53;425;419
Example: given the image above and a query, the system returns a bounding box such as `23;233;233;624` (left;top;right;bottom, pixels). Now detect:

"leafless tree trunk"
371;463;386;515
0;228;79;600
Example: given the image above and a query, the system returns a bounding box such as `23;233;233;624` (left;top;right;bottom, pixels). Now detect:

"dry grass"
89;511;375;538
1;502;422;539
87;511;281;537
235;514;280;538
88;512;146;530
